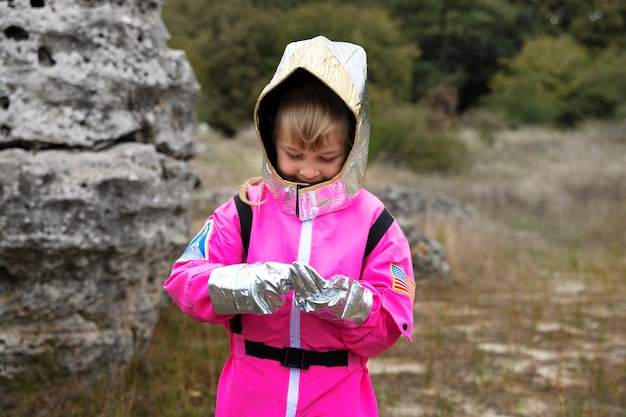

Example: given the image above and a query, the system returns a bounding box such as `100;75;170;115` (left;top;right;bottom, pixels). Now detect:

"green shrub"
485;35;585;126
370;98;467;173
485;35;626;127
563;47;626;124
486;73;561;126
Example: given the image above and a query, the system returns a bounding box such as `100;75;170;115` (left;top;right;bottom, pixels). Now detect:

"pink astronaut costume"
164;36;415;417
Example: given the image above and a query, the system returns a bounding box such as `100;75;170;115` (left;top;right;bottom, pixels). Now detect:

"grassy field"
5;120;625;416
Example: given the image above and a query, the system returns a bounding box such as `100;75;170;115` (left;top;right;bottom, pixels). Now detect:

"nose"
299;165;320;180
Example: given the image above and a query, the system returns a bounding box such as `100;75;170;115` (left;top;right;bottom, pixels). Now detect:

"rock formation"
0;0;199;391
374;185;472;283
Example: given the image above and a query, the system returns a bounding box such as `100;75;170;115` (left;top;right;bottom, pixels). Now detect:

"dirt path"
372;276;626;416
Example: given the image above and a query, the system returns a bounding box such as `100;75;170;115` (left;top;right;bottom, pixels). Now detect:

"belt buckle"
281;347;310;369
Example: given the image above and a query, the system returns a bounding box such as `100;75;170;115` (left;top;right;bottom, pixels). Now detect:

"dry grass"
4;121;625;416
368;120;626;417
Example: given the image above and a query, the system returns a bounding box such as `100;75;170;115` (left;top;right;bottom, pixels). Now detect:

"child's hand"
289;262;372;325
209;262;293;315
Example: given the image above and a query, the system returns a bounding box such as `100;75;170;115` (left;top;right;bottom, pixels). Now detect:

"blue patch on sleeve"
179;220;213;261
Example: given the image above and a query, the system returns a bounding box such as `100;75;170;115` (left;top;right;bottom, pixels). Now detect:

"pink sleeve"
163;197;245;323
340;223;415;357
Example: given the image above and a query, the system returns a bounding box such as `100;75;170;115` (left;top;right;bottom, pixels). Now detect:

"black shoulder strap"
231;193;252;335
364;208;394;259
234;193;252;256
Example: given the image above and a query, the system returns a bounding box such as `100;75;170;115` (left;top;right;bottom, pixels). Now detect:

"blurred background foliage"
162;0;626;172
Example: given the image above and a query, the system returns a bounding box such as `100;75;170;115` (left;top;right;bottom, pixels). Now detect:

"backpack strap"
364;208;394;259
231;193;252;335
234;193;252;257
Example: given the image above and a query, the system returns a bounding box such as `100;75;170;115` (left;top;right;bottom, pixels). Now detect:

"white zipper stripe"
297;220;313;262
285;298;300;417
285;219;313;417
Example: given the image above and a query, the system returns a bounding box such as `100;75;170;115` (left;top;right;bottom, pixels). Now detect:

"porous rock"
0;0;199;391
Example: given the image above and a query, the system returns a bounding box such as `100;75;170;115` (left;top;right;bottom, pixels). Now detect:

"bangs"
273;79;354;153
276;103;347;151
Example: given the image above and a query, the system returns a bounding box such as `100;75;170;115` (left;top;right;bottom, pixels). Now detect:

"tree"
485;35;626;126
163;0;417;135
384;0;536;110
272;2;418;101
508;0;626;49
163;0;279;135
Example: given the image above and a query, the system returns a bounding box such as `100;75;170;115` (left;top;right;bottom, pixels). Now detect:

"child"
164;35;415;417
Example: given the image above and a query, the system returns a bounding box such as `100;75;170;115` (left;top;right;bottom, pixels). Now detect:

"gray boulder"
374;185;473;283
0;0;199;391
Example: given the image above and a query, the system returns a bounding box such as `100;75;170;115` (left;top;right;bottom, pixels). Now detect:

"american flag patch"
391;263;415;302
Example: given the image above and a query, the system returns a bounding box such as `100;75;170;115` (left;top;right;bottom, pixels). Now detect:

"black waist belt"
244;340;349;370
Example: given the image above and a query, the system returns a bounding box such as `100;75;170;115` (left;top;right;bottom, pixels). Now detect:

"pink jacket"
164;184;414;416
164;36;415;417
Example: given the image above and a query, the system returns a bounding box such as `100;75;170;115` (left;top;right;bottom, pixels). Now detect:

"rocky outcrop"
374;185;472;283
373;185;473;220
0;0;199;391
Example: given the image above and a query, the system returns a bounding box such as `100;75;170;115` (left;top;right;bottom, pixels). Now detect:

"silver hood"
254;36;370;220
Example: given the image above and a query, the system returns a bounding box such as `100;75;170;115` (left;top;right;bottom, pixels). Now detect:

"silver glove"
289;261;373;325
209;262;293;315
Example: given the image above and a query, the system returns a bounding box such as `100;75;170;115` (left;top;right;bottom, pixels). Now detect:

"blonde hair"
240;75;355;205
238;176;264;206
274;80;354;153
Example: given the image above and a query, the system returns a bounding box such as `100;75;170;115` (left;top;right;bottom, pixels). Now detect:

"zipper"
285;218;313;417
295;184;302;217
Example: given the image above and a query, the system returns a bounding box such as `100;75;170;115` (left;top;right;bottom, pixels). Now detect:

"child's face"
275;129;348;185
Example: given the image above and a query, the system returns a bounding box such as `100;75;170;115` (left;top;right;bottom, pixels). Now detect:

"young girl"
164;36;415;417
